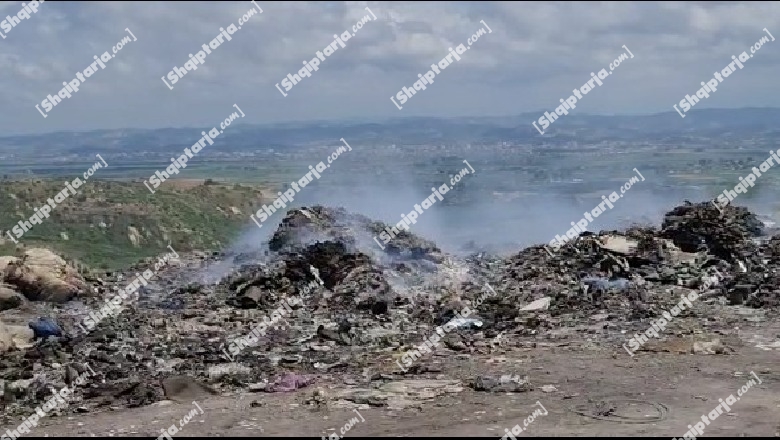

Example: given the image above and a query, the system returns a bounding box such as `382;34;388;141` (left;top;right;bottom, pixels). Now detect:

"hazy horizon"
1;105;779;137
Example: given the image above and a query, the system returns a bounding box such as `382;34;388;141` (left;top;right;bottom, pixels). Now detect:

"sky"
0;1;779;135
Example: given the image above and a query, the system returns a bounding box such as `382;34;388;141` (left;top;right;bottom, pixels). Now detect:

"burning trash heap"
0;201;777;419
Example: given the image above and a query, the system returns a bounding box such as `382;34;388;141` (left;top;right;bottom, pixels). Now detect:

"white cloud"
0;1;777;134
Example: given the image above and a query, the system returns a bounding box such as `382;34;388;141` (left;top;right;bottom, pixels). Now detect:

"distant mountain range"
2;108;778;158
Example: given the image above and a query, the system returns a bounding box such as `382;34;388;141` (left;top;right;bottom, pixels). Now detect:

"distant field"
0;159;325;188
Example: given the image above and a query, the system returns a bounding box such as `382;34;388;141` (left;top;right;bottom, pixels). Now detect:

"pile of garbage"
0;201;779;420
269;206;443;262
661;201;762;259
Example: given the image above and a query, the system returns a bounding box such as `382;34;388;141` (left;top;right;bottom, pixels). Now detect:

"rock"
728;285;753;305
65;365;79;385
3;381;16;404
161;376;219;402
0;284;23;310
520;297;551;311
471;375;532;393
0;321;34;352
0;256;18;273
443;336;468;351
2;248;87;303
307;387;329;408
582;277;630;293
598;235;638;255
265;373;316;393
127;226;142;247
448;316;484;329
248;382;266;392
692;338;728;355
317;325;351;346
335;379;462;409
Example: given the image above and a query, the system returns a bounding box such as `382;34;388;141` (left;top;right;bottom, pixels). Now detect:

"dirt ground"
6;323;778;438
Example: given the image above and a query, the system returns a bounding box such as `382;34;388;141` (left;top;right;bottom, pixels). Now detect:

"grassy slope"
0;180;268;270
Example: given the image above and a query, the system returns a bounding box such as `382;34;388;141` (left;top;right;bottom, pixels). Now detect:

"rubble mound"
225;239;393;314
661;201;761;260
285;241;392;312
269;205;443;262
269;206;374;252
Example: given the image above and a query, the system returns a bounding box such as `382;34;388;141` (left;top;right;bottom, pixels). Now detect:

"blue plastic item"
28;317;63;339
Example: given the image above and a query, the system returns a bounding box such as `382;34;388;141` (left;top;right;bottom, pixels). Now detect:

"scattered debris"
266;373;316;393
0;201;775;420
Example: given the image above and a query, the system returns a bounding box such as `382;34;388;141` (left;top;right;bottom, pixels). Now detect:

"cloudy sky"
1;1;778;135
